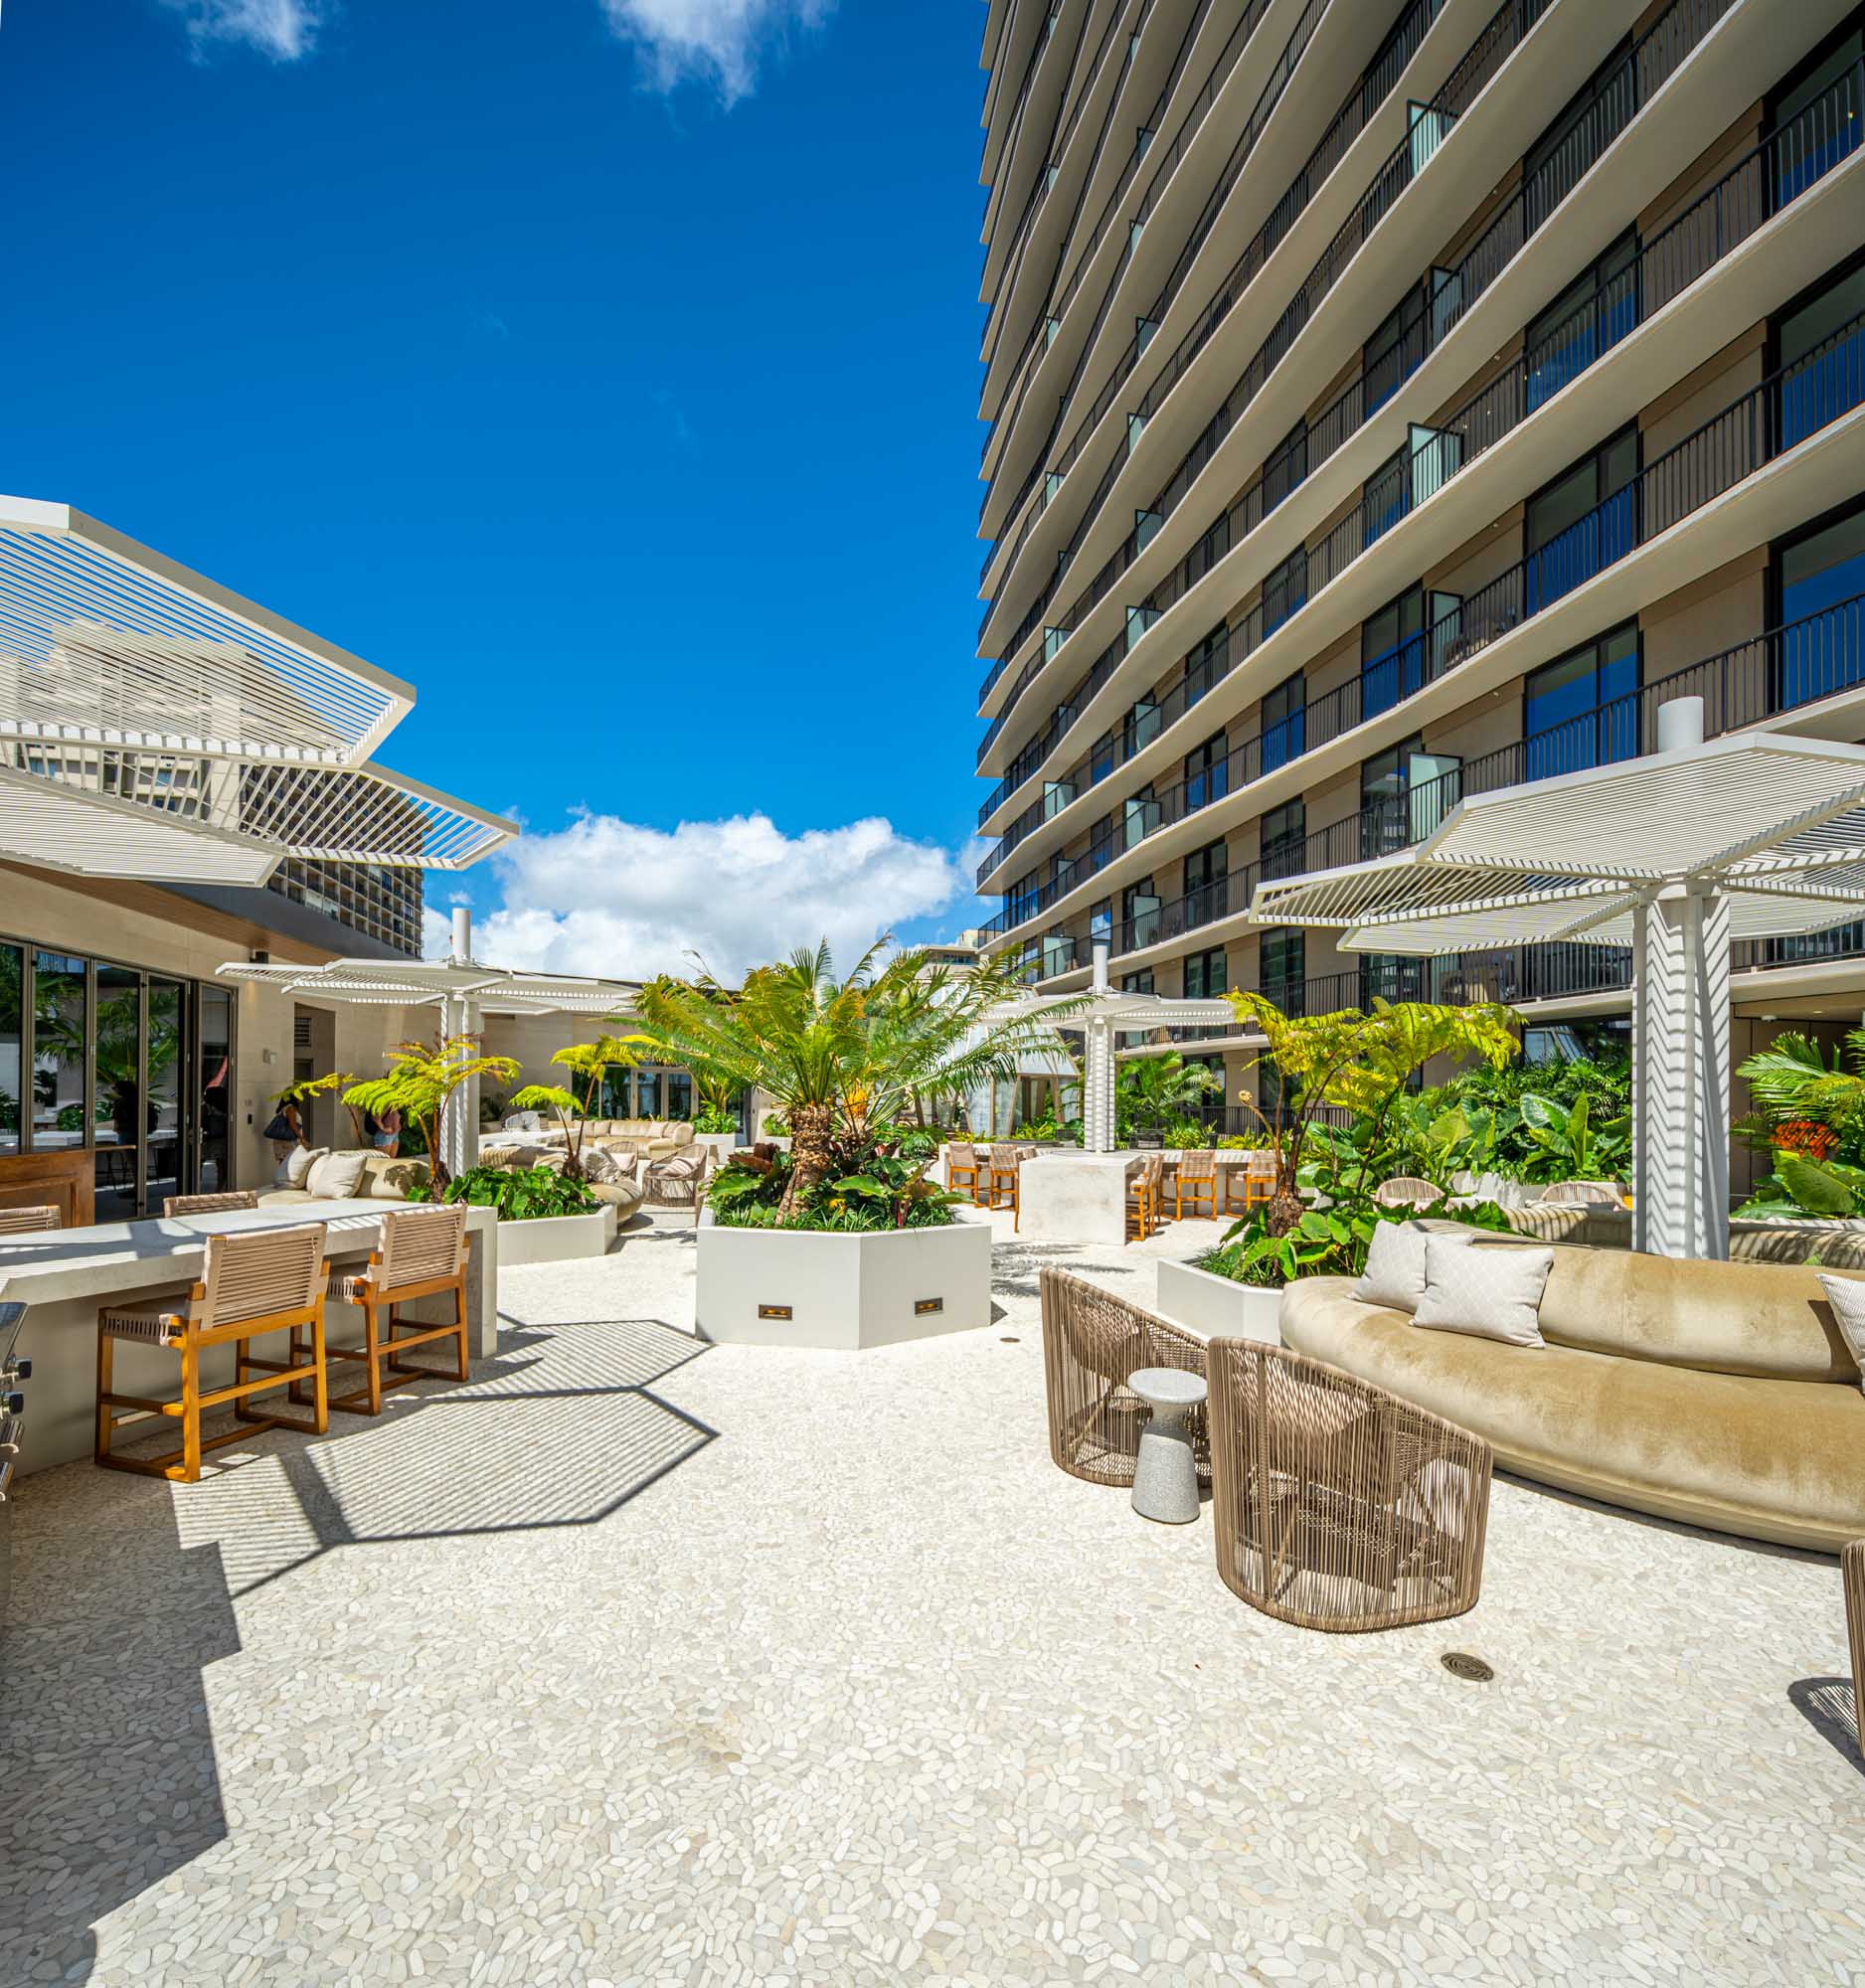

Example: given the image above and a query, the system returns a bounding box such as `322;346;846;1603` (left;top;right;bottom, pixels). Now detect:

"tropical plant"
345;1035;520;1189
1197;1194;1514;1288
1732;1028;1865;1216
708;1123;959;1232
413;1162;598;1221
1418;1054;1632;1177
507;1034;643;1182
1114;1053;1222;1141
1226;993;1521;1234
692;1073;742;1135
629;939;1076;1218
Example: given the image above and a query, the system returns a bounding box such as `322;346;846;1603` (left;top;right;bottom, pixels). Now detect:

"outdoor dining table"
0;1200;499;1478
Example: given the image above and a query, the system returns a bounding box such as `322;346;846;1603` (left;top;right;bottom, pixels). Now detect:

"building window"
1263;416;1307;514
1363;284;1428;416
1184;731;1229;812
1183;623;1229;708
1774;497;1865;711
1525;623;1639;779
1773;250;1865;451
1183;947;1227;1000
1525;233;1639;413
1259;929;1305;1009
1182;840;1227;927
1122;881;1161;953
1523;38;1633;235
1261;669;1305;772
1262;545;1307;637
1123;695;1161;759
1363;444;1411;549
1120;968;1155;995
1768;15;1864;206
1261;799;1305;881
1362;585;1425;720
1524;425;1639;613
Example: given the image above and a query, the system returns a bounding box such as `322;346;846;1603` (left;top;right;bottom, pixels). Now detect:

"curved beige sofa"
1280;1243;1865;1552
257;1151;429;1207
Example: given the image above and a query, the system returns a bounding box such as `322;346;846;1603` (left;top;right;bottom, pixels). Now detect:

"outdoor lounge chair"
1207;1336;1492;1634
324;1203;471;1416
646;1144;711;1219
1374;1176;1441;1210
95;1223;329;1483
1040;1267;1209;1490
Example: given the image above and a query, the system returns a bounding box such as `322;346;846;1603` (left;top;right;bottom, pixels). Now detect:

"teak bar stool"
324;1204;471;1415
1174;1149;1219;1220
163;1190;259;1217
95;1224;330;1483
945;1141;983;1202
1125;1153;1161;1241
0;1205;61;1234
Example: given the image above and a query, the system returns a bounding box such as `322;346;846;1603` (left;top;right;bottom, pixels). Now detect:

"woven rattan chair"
1373;1175;1441;1210
646;1144;711;1219
324;1203;470;1415
1536;1180;1625;1205
1207;1337;1492;1633
946;1141;984;1202
162;1190;259;1218
1040;1267;1211;1490
95;1224;329;1482
1845;1539;1864;1755
0;1205;61;1234
1174;1149;1218;1220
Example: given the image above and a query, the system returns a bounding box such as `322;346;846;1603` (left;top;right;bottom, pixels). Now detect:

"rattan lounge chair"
1040;1267;1210;1490
1535;1180;1625;1205
1206;1336;1491;1633
95;1223;329;1482
1374;1176;1441;1210
325;1203;470;1415
163;1190;259;1217
0;1205;60;1233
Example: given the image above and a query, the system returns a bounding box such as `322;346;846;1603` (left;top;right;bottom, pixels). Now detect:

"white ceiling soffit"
0;497;414;765
0;762;277;885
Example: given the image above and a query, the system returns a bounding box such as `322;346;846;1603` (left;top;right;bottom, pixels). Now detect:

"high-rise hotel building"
970;0;1865;1136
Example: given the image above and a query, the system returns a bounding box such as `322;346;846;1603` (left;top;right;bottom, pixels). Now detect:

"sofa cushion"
306;1149;369;1201
1352;1221;1433;1313
1281;1276;1865;1553
1817;1275;1865;1394
255;1188;318;1207
1412;1236;1552;1348
360;1154;428;1200
285;1143;325;1188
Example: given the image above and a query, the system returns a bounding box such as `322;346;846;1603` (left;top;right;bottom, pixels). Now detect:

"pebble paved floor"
2;1211;1862;1987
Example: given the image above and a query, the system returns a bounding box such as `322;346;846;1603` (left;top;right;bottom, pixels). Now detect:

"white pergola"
992;941;1236;1151
0;496;513;882
1251;703;1865;1259
219;912;643;1177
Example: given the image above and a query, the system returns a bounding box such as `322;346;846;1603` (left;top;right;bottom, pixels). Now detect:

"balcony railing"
976;0;1743;758
975;57;1864;846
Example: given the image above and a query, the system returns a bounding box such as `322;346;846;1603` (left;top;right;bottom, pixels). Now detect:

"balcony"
976;0;1762;764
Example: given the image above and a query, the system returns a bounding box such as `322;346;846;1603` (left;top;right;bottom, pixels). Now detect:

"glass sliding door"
92;963;142;1222
32;953;87;1157
145;980;186;1216
0;943;21;1158
198;985;234;1195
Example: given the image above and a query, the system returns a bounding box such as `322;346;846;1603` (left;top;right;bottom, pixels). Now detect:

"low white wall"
1154;1258;1282;1345
495;1205;617;1267
695;1220;992;1350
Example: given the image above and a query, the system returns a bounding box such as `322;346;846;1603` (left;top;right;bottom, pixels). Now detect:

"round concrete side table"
1128;1366;1207;1524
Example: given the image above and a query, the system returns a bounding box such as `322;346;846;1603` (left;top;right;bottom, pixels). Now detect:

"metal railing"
975;0;1742;757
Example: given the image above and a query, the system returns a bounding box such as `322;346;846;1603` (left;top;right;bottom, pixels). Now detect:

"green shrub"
410;1163;597;1222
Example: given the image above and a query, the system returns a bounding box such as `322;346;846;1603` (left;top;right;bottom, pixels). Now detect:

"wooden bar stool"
1224;1151;1275;1217
946;1141;984;1202
95;1224;329;1483
163;1190;259;1218
324;1204;471;1416
1174;1149;1219;1220
1125;1153;1161;1242
0;1205;61;1234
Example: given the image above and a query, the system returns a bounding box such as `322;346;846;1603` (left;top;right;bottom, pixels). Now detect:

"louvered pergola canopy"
1250;717;1865;1258
0;496;515;881
217;957;644;1019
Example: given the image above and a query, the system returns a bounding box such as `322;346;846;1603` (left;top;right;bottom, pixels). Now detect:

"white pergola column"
1083;1020;1115;1153
1632;887;1730;1260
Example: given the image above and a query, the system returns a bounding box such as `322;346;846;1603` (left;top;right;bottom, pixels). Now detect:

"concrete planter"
696;1219;993;1350
1154;1258;1283;1344
494;1204;618;1266
693;1132;747;1166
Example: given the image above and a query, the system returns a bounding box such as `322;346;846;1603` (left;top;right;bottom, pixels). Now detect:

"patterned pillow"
1351;1221;1435;1313
286;1143;327;1188
1412;1236;1554;1348
1816;1274;1865;1393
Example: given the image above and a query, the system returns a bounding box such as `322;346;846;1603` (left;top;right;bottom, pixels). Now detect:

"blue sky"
1;0;996;976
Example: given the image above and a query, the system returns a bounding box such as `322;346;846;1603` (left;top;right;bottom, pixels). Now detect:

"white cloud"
474;811;966;983
421;906;454;961
599;0;831;103
158;0;328;62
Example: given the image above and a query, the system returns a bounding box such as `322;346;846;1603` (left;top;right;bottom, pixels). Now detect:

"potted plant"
411;1158;613;1264
345;1035;519;1189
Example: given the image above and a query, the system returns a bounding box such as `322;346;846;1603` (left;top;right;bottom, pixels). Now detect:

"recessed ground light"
1441;1651;1494;1682
1000;1335;1020;1343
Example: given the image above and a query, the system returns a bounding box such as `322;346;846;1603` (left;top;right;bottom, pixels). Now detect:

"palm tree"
344;1035;519;1189
628;938;1076;1217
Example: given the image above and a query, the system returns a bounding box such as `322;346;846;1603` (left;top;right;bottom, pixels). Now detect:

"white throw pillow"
1352;1221;1436;1314
1815;1274;1865;1394
1412;1236;1554;1348
286;1143;326;1188
306;1149;370;1202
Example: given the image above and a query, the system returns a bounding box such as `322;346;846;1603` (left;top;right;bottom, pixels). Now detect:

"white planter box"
696;1220;993;1350
494;1205;617;1266
1155;1258;1283;1344
693;1132;746;1165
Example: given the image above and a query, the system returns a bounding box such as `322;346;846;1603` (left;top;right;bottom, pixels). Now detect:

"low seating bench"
1280;1242;1865;1553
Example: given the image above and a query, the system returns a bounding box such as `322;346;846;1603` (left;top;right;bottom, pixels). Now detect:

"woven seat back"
1537;1179;1623;1205
947;1142;975;1168
0;1204;61;1234
1179;1149;1216;1182
198;1225;326;1325
377;1204;468;1293
164;1190;259;1218
1374;1176;1439;1208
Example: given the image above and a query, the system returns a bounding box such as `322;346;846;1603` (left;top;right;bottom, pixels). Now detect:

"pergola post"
1083;1020;1114;1153
1632;887;1730;1259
